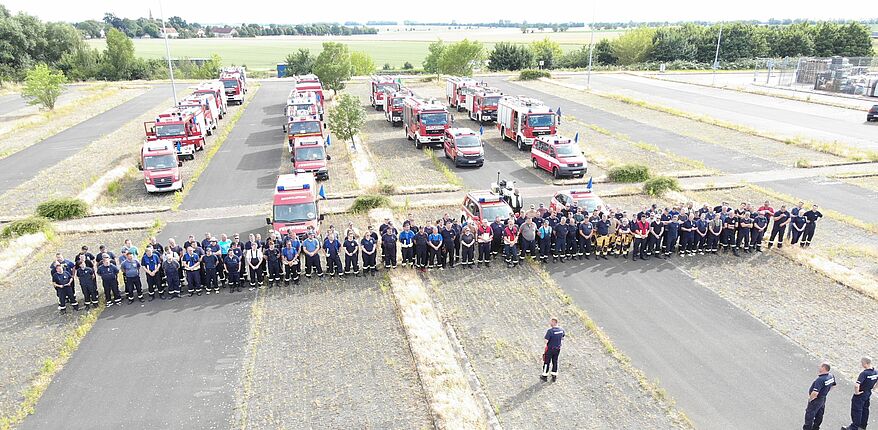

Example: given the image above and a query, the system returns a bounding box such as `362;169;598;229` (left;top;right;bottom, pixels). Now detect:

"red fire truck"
144;106;208;160
267;174;324;238
294;74;325;111
219;71;246;105
463;87;502;124
291;136;330;180
402;97;452;149
382;88;411;126
497;96;557;151
530;134;587;179
139;140;183;193
283;91;322;132
286;114;324;146
460;190;513;226
177;94;218;135
445;77;479;110
193;81;228;119
369;76;400;110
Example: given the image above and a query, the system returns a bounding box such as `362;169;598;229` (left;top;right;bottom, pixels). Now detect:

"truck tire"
532;158;539;169
415;138;422;150
517;137;524;151
553;167;560;179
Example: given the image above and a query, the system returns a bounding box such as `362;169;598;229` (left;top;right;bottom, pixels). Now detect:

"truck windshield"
289;121;322;135
421;112;448;126
527;114;554;127
555;144;580;157
376;83;399;92
481;204;513;221
143;154;177;170
295;146;325;161
484;96;501;106
392;97;405;107
456;136;481;148
155;124;185;137
274;202;318;223
575;198;603;213
222;79;238;88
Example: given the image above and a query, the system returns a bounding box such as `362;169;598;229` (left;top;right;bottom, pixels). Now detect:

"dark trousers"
478;242;491;263
633;237;647;259
791;227;805;245
737;229;751;250
283;261;299;283
384;245;398;268
769;225;786;247
521;239;536;257
538;238;551;260
165;273;181;294
578;236;591;257
145;272;162;296
401;246;414;266
55;286;77;310
647;235;662;255
850;394;871;430
443;244;455;267
103;279;122;303
345;253;360;274
804;396;827;430
326;254;342;276
554;239;566;259
363;252;377;271
427;246;441;268
124;276;143;299
751;229;765;250
218;256;227;283
227;270;241;288
695;233;707;252
679;234;691;253
722;229;736;249
491;237;502;256
504;243;519;264
305;254;323;276
81;282;99;305
415;246;428;268
664;233;678;254
205;267;219;290
186;270;202;292
248;264;263;286
802;224;817;245
542;348;560;375
266;262;281;283
707;232;720;252
461;245;474;264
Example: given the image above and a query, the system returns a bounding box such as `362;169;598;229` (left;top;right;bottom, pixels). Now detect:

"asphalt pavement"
0;85;170;194
572;73;878;152
0;93;27;116
181;81;289;210
482;77;779;174
761;176;878;225
550;256;849;429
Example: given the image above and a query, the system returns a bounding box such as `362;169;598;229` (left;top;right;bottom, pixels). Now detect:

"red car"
531;135;587;179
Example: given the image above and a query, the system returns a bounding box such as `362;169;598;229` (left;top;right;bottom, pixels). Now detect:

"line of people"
49;199;823;312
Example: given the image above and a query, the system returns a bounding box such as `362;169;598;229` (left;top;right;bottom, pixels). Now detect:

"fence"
753;56;878;97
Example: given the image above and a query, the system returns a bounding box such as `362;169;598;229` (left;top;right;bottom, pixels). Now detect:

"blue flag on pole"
479;125;484;135
587;176;593;190
318;185;326;199
325;133;331;147
574;132;579;143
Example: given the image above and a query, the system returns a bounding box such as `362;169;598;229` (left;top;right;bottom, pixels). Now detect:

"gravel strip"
520;80;846;168
0;229;148;421
840;176;878;193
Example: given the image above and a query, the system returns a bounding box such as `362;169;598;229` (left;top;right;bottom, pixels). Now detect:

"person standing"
398;224;415;268
302;232;322;278
459;226;475;268
503;219;520;268
537;220;552;263
553;217;568;263
844;356;878;430
96;256;122;306
803;362;836;430
361;229;378;276
343;231;361;276
182;247;203;295
649;214;665;258
519;216;537;260
414;226;429;272
120;253;144;304
162;253;182;298
75;260;98;309
323;233;343;278
801;204;823;248
722;211;739;256
141;247;162;300
441;222;458;269
218;234;231;286
790;209;807;247
737;211;753;253
203;247;222;292
751;210;768;253
489;216;504;259
767;205;791;249
541;317;565;382
427;227;443;269
383;225;399;269
476;220;493;267
264;240;283;287
594;214;611;260
632;214;650;261
52;264;78;313
224;243;243;292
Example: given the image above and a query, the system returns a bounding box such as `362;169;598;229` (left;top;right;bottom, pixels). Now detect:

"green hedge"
643;176;681;197
1;216;53;238
607;164;651;183
349;194;391;214
519;69;551;80
35;198;89;220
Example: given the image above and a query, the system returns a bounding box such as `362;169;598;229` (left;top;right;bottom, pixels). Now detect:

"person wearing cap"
343;231;360;276
97;255;122;305
801;204;823;248
303;231;322;278
398;223;415;268
361;227;378;276
75;259;98;309
281;238;300;285
803;362;836;430
843;356;878;430
96;245;117;267
120;252;144;303
382;221;399;269
477;220;493;267
52;264;78;313
141;246;163;300
459;226;476;267
162;253;182;298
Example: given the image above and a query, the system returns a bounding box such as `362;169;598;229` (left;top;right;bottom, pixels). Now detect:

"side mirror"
177;161;183;167
137;164;143;171
326;154;332;161
265;217;272;225
318;214;325;221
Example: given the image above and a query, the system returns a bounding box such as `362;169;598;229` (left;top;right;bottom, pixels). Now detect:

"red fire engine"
144;106;208;160
294;74;325;111
497;96;557;151
139;140;183;193
402;97;451;149
445;77;480;110
219;72;246;105
286;114;324;146
382;88;411;126
267;174;324;238
177;94;218;135
369;76;400;110
283;91;322;132
193;81;228;119
463;86;502;124
291;136;330;180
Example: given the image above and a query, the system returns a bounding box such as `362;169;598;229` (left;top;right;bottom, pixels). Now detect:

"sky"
3;0;869;25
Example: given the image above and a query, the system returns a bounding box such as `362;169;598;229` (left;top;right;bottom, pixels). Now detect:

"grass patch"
747;184;878;235
519;69;551;80
35;198;89;220
424;147;463;187
607;163;651;183
349;194;392;213
794;158;812;168
643;176;681;197
0;216;54;239
372;181;397;196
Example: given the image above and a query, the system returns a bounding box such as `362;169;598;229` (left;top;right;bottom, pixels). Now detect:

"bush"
1;216;53;238
519;69;551;80
382;63;392;70
349;194;391;213
403;61;414;70
607;164;651;183
36;198;89;220
643;176;681;197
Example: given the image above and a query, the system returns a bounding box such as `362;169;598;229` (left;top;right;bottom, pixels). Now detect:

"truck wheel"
415;139;422;150
207;128;213;136
517;138;524;151
553;167;561;179
532;158;539;169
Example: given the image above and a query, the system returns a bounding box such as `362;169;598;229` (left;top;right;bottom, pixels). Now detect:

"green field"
86;29;620;72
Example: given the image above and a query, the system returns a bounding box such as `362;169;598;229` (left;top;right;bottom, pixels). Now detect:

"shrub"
519;69;551;80
607;164;651;183
36;198;89;220
795;158;812;168
374;182;397;195
349;194;391;213
643;176;681;197
382;63;392;70
1;216;53;238
403;61;414;70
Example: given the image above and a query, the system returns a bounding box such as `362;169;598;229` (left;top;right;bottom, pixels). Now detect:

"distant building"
195;28;206;38
212;27;238;38
872;31;878;39
161;27;179;38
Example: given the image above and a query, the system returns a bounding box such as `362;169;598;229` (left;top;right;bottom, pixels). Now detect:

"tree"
327;93;366;147
812;22;839;57
312;42;351;93
488;41;533;71
402;61;413;70
438;39;483;76
142;22;160;39
611;27;655;65
423;39;445;77
594;39;618;65
650;27;696;62
59;44;102;81
350;51;376;76
529;37;562;69
284;48;314;76
769;25;814;58
22;64;66;110
835;22;873;57
102;28;135;80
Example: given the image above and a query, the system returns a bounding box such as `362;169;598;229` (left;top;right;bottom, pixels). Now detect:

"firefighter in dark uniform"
708;213;723;254
695;213;709;254
459;226;475;267
343;232;360;276
97;256;122;305
802;204;823;248
477;220;493;267
281;239;299;285
183;247;204;295
737;211;752;253
141;247;162;300
414;227;429;271
203;247;221;292
649;214;665;258
541;317;565;382
553;217;568;262
577;216;593;260
722;211;739;256
224;244;242;292
489;217;504;259
382;223;399;269
803;362;835;430
302;232;322;278
679;214;694;256
790;209;807;247
845;356;878;430
537;220;552;263
427;227;443;269
752;210;768;252
399;224;415;267
768;205;791;249
75;260;98;309
361;229;378;276
441;222;458;268
52;264;78;313
323;233;343;277
267;240;285;287
162;253;181;298
565;217;578;259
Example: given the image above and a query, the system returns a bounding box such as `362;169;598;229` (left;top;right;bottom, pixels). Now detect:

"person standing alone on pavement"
804;362;836;430
843;356;878;430
541;317;565;382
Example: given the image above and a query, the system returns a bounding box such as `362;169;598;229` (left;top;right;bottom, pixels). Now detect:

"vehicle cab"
291;136;330;180
219;75;244;105
460;190;513;226
268;174;324;238
549;189;605;214
383;89;410;125
443;127;484;167
868;105;878;122
139;140;183;193
531;135;587;178
286;114;324;145
369;76;400;110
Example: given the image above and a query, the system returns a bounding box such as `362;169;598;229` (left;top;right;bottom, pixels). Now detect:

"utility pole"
711;22;723;86
158;0;177;105
586;2;596;89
